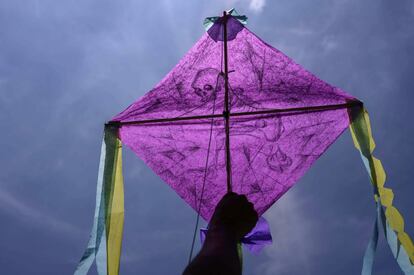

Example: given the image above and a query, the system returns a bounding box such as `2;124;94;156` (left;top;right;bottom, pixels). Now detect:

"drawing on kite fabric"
113;25;352;220
265;145;292;173
191;68;223;102
117;104;348;220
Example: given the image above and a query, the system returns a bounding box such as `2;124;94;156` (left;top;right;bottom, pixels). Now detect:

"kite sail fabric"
75;10;413;275
110;19;356;222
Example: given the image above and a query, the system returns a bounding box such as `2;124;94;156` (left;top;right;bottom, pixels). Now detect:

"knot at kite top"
204;8;248;42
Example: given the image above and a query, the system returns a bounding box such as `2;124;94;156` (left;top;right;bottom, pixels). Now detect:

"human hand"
209;192;258;240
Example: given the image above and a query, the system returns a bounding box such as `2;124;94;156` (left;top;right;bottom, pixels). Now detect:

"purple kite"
74;9;414;275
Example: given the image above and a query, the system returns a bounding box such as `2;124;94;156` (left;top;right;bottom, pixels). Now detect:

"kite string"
187;75;220;264
187;38;225;263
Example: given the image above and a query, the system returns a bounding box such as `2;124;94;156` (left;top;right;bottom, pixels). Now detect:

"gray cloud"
0;188;83;237
0;0;413;274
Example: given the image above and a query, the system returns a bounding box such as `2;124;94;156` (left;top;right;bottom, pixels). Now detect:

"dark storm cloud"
0;1;413;274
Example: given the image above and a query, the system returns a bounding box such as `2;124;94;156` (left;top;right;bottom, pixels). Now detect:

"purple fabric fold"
200;217;273;254
207;16;245;42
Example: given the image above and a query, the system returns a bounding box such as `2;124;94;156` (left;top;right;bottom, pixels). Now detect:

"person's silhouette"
183;192;258;275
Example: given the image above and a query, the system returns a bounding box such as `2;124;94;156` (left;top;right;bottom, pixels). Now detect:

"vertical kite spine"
223;11;232;193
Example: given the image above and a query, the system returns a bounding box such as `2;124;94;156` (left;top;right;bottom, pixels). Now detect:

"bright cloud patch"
249;0;266;13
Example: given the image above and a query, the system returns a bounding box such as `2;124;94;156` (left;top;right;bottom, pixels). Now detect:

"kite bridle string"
188;11;232;263
187;73;221;264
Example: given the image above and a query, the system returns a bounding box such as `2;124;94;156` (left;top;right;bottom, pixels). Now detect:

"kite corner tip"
348;99;364;108
104;120;121;128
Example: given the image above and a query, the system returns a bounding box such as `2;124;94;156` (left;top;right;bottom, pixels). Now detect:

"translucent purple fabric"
111;25;355;221
200;217;273;254
207;15;245;41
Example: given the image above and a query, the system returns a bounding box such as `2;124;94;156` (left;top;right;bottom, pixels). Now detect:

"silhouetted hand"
209;192;258;240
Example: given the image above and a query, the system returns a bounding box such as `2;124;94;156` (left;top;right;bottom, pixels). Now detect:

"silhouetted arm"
183;192;258;275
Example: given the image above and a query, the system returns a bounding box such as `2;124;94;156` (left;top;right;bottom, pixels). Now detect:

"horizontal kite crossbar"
105;100;362;127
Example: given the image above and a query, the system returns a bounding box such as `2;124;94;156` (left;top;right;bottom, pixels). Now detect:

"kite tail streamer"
74;125;125;275
349;106;414;275
237;242;243;272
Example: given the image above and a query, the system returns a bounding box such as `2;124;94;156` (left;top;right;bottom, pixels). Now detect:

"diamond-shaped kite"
74;10;414;275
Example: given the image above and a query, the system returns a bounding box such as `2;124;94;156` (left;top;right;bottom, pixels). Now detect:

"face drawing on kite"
191;68;223;103
190;67;260;112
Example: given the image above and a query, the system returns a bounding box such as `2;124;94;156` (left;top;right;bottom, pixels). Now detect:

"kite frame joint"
105;121;121;128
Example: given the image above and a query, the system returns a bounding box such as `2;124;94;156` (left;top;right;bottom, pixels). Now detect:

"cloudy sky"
1;0;413;274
